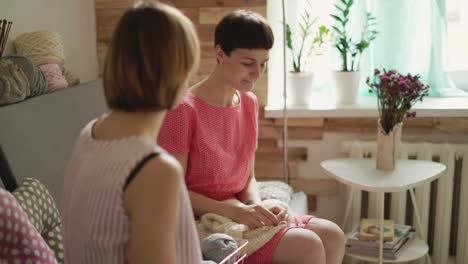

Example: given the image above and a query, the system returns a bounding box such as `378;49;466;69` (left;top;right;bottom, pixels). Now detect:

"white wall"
0;81;107;203
0;0;99;82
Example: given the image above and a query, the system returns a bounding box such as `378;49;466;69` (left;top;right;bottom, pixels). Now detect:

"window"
267;0;468;107
447;0;468;71
447;0;468;91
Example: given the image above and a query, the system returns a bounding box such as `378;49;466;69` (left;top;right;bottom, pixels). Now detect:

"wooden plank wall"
95;0;268;105
96;1;468;212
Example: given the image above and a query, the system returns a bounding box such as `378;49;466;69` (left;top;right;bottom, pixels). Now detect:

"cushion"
257;181;294;204
13;178;63;263
0;188;56;263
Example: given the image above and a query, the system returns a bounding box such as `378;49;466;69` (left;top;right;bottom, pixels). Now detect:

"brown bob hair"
215;9;274;56
103;1;200;112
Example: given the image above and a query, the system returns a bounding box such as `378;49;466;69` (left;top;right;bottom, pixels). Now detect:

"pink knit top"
158;91;258;201
61;119;202;264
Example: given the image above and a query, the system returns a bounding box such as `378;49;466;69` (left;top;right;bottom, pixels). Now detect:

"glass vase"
376;119;403;170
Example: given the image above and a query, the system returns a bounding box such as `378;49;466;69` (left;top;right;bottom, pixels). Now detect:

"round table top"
320;158;446;192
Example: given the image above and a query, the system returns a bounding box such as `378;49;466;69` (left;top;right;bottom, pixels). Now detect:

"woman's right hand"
229;203;280;229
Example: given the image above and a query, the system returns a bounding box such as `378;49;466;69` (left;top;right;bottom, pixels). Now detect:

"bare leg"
272;228;326;264
305;218;346;264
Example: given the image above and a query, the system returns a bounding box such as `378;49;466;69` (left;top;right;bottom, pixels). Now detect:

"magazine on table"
346;237;410;260
347;223;413;250
359;218;395;241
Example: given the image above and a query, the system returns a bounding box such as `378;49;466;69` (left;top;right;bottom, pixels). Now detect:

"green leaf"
319;25;330;34
334;4;344;12
332;26;343;35
286;24;293;50
330;14;343;23
336;45;344;53
343;18;349;25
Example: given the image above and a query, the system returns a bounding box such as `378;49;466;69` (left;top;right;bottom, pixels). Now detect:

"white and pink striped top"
61;119;202;264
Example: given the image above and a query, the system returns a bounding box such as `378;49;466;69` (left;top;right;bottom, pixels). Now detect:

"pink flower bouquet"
366;69;430;134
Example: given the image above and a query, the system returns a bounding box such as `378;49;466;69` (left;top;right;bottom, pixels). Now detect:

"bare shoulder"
138;152;183;184
123;153;184;214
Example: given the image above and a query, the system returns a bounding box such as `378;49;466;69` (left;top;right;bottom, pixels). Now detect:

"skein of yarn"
63;67;80;86
5;55;48;97
39;64;67;92
202;233;238;264
14;30;65;65
0;59;30;106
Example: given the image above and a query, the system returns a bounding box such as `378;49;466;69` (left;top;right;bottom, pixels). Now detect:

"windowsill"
264;96;468;118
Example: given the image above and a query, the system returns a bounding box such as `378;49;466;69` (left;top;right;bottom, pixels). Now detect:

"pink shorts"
244;215;314;264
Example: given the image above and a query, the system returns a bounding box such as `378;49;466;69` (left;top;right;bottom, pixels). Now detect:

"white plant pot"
331;71;361;105
286;71;315;106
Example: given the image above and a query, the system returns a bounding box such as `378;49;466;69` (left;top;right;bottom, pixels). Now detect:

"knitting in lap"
197;200;294;256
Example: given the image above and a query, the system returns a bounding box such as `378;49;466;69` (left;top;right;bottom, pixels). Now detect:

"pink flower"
367;68;430;133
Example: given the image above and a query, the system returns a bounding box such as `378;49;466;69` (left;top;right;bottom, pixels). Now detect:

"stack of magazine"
346;219;414;260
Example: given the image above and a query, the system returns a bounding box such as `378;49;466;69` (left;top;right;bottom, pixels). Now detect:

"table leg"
409;188;432;264
342;187;354;229
379;192;384;264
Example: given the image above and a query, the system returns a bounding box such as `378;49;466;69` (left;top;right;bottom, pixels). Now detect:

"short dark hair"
214;9;274;55
103;1;200;112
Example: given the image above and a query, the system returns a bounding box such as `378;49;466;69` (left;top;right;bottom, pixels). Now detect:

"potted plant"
366;69;430;170
330;0;378;105
285;1;329;106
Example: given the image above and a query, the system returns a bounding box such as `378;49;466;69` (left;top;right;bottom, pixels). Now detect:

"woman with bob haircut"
158;9;346;264
61;2;202;263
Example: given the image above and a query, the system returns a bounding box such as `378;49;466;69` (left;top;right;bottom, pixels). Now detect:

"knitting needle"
2;22;12;56
0;20;5;57
0;21;4;55
0;21;11;58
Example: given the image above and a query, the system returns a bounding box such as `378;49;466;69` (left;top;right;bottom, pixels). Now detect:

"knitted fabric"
14;30;65;65
5;55;48;97
198;213;286;256
0;58;30;106
39;64;68;92
197;211;291;256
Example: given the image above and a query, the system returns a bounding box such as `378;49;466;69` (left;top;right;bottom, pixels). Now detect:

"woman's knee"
272;229;326;264
307;218;346;249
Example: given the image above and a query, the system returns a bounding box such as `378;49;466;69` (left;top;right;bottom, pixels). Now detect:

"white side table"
321;158;446;264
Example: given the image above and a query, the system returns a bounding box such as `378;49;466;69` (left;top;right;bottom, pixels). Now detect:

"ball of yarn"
202;233;238;263
4;55;48;97
63;67;80;86
39;64;68;92
14;30;65;65
0;59;30;106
